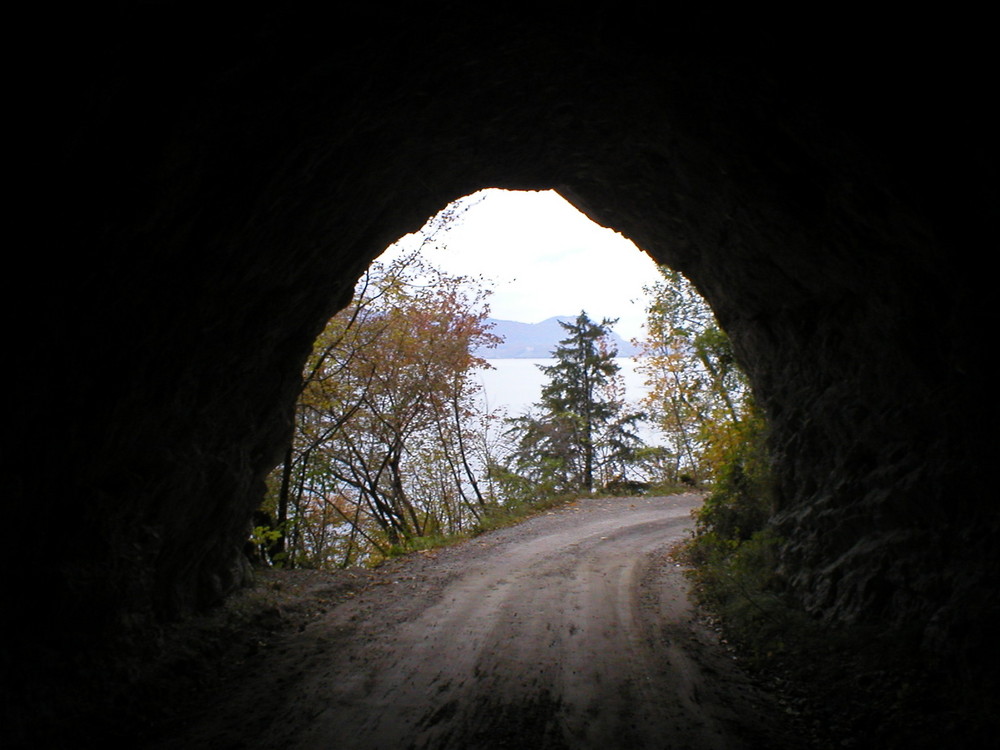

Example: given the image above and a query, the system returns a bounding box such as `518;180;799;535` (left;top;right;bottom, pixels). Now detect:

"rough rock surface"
7;4;996;733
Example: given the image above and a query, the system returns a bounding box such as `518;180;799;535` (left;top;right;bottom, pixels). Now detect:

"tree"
505;312;645;494
261;249;501;567
634;266;750;483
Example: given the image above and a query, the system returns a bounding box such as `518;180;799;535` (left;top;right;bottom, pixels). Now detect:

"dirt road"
143;494;798;749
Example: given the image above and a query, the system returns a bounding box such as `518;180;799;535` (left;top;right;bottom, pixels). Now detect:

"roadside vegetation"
679;429;998;748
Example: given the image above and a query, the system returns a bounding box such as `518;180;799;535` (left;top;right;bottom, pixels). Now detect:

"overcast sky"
377;189;663;341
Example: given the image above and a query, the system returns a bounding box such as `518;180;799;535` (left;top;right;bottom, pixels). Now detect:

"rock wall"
9;6;995;686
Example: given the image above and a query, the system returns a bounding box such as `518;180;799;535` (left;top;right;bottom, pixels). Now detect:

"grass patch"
471;492;581;533
376;492;585;563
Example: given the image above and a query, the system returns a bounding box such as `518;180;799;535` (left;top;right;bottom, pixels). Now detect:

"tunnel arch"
9;7;996;728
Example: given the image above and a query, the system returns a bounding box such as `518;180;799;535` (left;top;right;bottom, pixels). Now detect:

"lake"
473;358;659;444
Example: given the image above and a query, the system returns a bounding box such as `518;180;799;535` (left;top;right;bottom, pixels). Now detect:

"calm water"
474;357;653;424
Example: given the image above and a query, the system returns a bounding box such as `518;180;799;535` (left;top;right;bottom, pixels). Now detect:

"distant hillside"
476;317;640;359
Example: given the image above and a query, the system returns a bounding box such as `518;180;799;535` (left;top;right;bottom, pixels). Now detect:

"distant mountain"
476;317;640;359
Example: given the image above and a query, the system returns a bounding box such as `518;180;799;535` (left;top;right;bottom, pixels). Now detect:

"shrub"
694;406;773;542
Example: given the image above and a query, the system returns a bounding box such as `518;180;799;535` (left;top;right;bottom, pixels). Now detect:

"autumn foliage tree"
634;266;752;485
261;250;500;567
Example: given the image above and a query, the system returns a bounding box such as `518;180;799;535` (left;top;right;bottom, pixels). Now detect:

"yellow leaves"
276;247;505;566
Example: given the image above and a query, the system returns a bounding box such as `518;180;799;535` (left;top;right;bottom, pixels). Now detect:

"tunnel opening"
258;186;740;571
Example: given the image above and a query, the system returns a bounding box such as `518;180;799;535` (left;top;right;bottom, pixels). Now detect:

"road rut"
146;494;796;749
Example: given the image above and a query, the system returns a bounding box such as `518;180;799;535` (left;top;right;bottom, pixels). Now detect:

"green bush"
694;407;773;542
681;405;788;664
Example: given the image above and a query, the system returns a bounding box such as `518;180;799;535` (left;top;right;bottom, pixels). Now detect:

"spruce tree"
507;311;645;494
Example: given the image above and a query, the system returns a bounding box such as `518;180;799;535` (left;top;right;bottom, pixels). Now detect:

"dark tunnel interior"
7;6;997;744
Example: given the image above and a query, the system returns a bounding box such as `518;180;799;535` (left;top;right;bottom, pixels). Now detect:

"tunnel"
8;5;996;742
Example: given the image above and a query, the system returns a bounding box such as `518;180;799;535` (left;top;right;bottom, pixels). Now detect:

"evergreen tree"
507;312;645;494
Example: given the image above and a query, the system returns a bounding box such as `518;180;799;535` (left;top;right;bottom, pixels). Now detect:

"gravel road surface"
144;494;797;749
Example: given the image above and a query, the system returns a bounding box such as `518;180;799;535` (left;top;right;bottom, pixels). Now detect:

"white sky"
377;189;663;341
